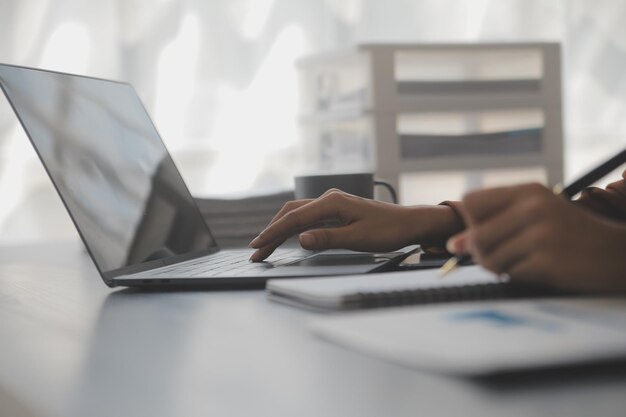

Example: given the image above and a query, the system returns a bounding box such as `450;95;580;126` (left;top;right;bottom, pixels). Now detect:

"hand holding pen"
439;148;626;292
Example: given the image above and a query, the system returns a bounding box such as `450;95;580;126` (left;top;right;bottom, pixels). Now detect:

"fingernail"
447;233;469;254
249;236;260;248
299;232;316;248
249;251;259;262
446;238;457;254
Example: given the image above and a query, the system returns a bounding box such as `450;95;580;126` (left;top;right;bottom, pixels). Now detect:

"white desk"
1;241;625;417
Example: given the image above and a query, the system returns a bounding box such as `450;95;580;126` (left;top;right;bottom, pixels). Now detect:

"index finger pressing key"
248;200;310;249
249;197;344;248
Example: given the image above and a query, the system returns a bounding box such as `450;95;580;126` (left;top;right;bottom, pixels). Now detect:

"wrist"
402;205;465;246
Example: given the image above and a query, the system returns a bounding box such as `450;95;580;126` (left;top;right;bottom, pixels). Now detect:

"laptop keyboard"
132;248;311;278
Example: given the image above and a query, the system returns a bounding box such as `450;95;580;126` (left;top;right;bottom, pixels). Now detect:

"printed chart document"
310;298;626;375
266;265;549;311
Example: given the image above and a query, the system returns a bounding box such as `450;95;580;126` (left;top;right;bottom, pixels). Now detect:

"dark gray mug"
294;173;397;203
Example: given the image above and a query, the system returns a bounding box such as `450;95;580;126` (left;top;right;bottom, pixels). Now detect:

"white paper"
310;298;626;375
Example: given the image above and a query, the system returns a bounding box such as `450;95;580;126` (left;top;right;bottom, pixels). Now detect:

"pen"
439;253;471;276
439;147;626;277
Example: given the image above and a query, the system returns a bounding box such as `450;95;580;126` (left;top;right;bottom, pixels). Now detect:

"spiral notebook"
266;265;555;311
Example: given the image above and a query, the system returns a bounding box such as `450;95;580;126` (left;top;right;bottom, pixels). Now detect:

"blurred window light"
323;0;361;24
207;25;304;195
242;0;276;39
39;21;91;73
0;127;38;231
13;0;51;63
154;13;200;148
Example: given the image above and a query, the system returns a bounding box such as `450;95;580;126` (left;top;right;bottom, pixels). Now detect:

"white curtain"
0;0;624;241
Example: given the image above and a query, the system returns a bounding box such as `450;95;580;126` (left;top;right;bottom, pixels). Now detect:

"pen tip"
439;256;459;277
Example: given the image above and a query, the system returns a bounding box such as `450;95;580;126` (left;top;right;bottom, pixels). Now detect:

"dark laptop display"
0;64;218;274
0;64;413;288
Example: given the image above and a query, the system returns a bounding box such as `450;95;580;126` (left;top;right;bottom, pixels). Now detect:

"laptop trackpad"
285;254;391;267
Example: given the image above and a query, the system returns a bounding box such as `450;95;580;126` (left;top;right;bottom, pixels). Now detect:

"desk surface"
1;241;625;417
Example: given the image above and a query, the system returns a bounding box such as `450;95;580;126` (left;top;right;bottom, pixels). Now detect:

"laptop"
0;64;414;289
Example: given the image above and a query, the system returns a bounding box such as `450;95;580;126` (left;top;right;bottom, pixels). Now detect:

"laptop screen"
0;64;218;274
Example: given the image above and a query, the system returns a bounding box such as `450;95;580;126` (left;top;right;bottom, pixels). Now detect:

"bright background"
0;0;625;243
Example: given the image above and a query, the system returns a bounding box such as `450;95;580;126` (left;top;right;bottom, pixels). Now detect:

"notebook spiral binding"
348;282;557;310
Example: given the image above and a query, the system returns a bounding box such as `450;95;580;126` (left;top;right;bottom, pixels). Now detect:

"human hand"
249;189;460;262
447;183;626;292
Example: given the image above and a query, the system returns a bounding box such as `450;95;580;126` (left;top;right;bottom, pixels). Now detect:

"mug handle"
374;180;398;204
